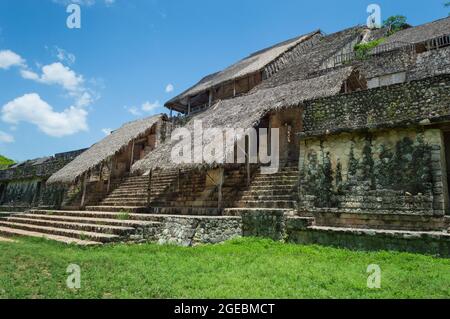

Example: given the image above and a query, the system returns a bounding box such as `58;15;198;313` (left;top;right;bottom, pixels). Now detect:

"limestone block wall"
0;149;85;210
156;216;242;246
298;128;448;216
302;74;450;136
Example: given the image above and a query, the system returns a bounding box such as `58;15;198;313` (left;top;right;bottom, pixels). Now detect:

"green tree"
383;15;409;35
0;155;15;170
446;1;450;14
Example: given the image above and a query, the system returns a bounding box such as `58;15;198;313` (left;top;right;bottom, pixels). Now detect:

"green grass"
0;237;449;299
116;211;131;220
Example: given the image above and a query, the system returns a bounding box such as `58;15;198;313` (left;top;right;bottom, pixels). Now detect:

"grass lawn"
0;237;449;299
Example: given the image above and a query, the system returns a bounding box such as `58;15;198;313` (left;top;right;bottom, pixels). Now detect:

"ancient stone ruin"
0;17;450;255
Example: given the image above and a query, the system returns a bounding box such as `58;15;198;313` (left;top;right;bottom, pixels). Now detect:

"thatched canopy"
256;26;365;89
165;30;321;111
132;67;354;173
383;16;450;45
48;114;165;184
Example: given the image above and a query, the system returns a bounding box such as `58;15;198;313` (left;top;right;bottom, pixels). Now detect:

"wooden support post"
99;162;104;192
246;138;251;186
246;157;251;187
217;168;224;210
177;169;181;192
209;89;213;107
187;97;191;115
107;159;114;193
233;81;236;97
129;140;135;169
80;172;88;208
170;107;173;118
147;169;153;207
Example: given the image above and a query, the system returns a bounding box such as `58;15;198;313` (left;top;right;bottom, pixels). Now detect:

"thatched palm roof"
165;30;321;110
383;16;450;45
132;67;354;173
48;114;165;184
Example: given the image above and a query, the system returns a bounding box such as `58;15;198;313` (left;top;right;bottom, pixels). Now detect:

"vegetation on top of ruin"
0;155;15;170
354;38;386;59
383;15;410;35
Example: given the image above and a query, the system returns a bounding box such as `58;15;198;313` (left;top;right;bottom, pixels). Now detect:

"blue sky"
0;0;448;162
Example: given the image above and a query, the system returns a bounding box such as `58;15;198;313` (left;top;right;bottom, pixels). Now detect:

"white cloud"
0;131;14;144
55;47;76;65
20;62;92;109
125;106;142;116
20;69;39;80
165;83;174;93
101;128;112;135
126;100;161;116
142;100;161;112
39;62;84;92
0;50;25;70
1;93;88;137
20;62;84;93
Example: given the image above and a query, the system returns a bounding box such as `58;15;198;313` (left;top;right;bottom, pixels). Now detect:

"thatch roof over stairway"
48;114;165;185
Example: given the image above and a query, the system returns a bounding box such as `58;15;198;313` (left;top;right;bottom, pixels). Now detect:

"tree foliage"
383;15;409;35
0;155;15;170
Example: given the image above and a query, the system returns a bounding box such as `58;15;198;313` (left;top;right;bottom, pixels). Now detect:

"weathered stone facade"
155;216;242;246
299;128;446;215
302;74;450;136
0;150;85;210
298;75;450;219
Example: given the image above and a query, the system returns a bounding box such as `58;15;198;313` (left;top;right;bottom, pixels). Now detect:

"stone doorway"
269;108;302;165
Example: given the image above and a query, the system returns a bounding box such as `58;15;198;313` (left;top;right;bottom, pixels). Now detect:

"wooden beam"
246;138;251;187
187;97;191;115
107;158;114;193
217;168;224;210
99;162;104;192
129;140;135;169
209;90;213;107
246;159;251;187
147;169;153;207
80;172;88;208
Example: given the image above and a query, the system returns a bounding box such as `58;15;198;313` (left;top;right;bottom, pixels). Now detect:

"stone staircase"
87;170;180;213
0;210;162;245
234;165;299;210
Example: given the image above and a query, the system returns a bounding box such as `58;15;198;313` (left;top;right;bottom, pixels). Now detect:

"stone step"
240;195;294;201
0;221;120;243
307;225;450;240
100;200;148;207
241;189;295;196
248;185;296;190
150;200;223;207
14;213;159;228
86;206;149;213
253;174;298;180
4;217;135;235
235;200;297;209
106;193;149;199
0;226;102;245
313;211;446;231
223;208;296;216
29;209;156;221
250;180;297;186
149;207;222;216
